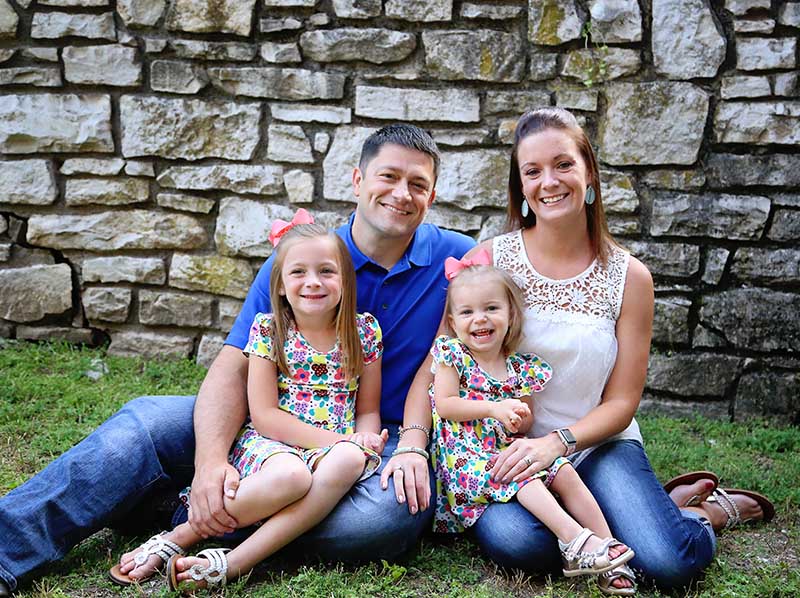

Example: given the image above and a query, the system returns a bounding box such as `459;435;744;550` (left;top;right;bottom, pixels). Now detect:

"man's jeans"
472;440;716;589
0;396;432;591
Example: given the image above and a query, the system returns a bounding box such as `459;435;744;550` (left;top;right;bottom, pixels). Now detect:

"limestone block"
484;91;551;115
61;158;124;176
208;67;345;100
27;210;207;250
263;0;316;5
628;241;699;278
462;3;523;19
332;0;380;18
0;67;61;86
497;118;517;144
638;395;730;419
170;253;253;299
706;153;800;188
260;18;302;33
0;49;14;61
82;256;165;284
313;132;329;153
0;0;18;38
166;0;256;36
40;0;108;5
0;264;72;322
700;289;800;352
197;333;226;368
143;37;168;53
600;82;709;165
736;38;797;71
530;52;559;81
589;0;641;42
423;30;524;82
118;0;165;26
647;353;742;396
600;170;638;214
768;211;800;242
158;164;283;195
652;0;725;79
270;103;351;124
355;86;480;122
386;0;452;22
170;40;256;61
725;0;769;15
773;72;798;96
714;101;800;145
652;297;691;345
83;287;131;322
219;298;243;331
0;242;11;261
323;126;376;201
437;149;508;210
720;75;771;99
125;160;154;177
31;12;116;40
779;2;800;27
139;290;213;327
65;177;149;206
301;28;415;64
215;198;292;257
260;42;301;63
736;371;800;423
692;324;727;348
650;193;770;240
108;330;195;359
157;192;215;214
267;125;313;163
731;248;800;285
734;18;775;33
774;194;800;207
120;96;261;160
63;45;141;86
561;48;640;83
150;60;208;94
0;215;6;235
20;48;57;61
0;160;57;205
528;0;582;45
16;325;94;344
426;206;482;233
477;214;506;243
702;248;730;285
0;94;113;154
556;89;598;112
284;169;315;204
640;169;706;190
607;217;640;235
432;129;490;146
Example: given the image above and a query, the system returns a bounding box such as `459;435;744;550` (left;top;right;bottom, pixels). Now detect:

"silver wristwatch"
555;428;577;457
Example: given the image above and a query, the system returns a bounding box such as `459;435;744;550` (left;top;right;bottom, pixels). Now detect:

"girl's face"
447;274;510;357
517;128;591;226
279;236;342;324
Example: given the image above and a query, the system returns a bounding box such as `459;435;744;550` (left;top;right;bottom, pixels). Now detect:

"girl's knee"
276;461;313;498
319;442;366;481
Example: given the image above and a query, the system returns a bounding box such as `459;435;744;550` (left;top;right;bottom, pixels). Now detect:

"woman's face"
517;128;591;226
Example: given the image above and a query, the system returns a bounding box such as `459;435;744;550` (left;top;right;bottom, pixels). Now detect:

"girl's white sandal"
167;547;230;592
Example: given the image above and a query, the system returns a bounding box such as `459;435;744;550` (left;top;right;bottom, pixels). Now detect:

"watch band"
555;428;577;457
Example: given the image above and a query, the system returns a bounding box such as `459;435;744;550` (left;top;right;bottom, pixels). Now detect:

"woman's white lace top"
493;230;642;464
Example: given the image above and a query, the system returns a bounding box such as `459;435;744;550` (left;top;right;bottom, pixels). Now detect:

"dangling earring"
584;186;596;205
521;199;530;217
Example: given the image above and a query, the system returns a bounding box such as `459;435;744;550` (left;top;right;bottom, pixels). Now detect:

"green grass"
1;340;798;597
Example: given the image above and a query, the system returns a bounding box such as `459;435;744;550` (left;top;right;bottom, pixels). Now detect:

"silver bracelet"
391;446;430;460
398;424;430;443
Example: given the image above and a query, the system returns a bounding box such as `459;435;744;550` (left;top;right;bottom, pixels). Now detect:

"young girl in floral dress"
430;252;636;595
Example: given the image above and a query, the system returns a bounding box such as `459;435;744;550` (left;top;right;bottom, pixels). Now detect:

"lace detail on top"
492;230;629;325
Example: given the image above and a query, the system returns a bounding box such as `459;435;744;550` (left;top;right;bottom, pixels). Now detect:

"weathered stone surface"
31;12;115;40
650;193;770;240
561;48;641;83
426;206;482;232
0;66;61;86
301;28;415;64
496;118;517;144
65;177;149;206
736;38;797;71
355;86;480;122
0;264;72;322
208;67;345;100
600;82;709;165
702;247;729;284
82;256;165;284
600;170;638;214
773;72;798;96
638;395;731;419
607;216;640;235
323;126;376;201
139;290;213;327
197;333;226;368
117;0;165;26
725;0;769;15
530;52;559;81
150;60;208;94
461;2;523;19
120;96;261;160
692;324;727;348
359;57;425;81
16;325;94;344
268;124;313;163
0;215;6;235
0;160;57;205
143;37;168;53
437;149;507;210
219;298;242;331
0;49;14;61
313;132;329;153
83;287;131;322
640;169;706;190
774;193;800;207
652;0;725;79
423;30;524;82
260;17;302;33
170;253;252;299
432;128;489;146
332;0;380;18
628;241;699;278
158;164;283;195
40;0;108;5
63;45;141;86
736;371;800;423
215;198;291;257
165;0;255;36
477;214;506;243
60;158;124;176
589;0;641;42
652;297;690;345
27;210;206;250
484;91;551;115
700;289;800;352
20;48;57;61
386;0;452;22
714;101;800;145
731;248;800;285
170;40;256;61
270;103;351;124
263;0;315;5
556;89;598;112
0;94;113;154
157;192;215;214
779;2;800;27
0;0;18;38
647;353;742;396
706;153;800;188
769;210;800;242
260;42;301;63
734;18;775;33
284;169;314;204
0;243;7;262
720;75;771;99
528;0;582;45
125;160;154;177
108;330;195;359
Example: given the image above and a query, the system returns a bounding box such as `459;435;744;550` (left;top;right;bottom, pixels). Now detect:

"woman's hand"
491;399;530;434
490;434;563;484
381;452;430;515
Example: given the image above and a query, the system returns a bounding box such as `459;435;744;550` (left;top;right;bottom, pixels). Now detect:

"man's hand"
380;452;430;515
187;462;240;538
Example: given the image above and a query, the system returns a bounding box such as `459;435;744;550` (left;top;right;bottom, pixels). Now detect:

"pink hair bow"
444;248;491;281
268;208;315;246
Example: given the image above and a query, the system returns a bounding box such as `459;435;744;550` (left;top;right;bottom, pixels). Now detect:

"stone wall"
1;0;798;423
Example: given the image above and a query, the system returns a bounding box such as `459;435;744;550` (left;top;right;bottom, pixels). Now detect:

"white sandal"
598;562;637;596
559;528;635;577
167;547;230;592
108;532;185;586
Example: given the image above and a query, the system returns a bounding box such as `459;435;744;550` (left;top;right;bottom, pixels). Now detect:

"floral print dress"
429;335;566;533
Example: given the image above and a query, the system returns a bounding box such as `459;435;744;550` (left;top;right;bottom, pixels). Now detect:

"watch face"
560;429;576;445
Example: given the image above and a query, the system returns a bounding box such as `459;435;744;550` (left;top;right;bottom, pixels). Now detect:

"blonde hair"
444;266;525;355
268;224;362;380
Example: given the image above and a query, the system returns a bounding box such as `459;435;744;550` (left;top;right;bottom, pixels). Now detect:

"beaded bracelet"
398;424;431;443
391;446;430;460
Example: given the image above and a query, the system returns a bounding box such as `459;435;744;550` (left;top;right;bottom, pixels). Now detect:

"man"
0;124;474;595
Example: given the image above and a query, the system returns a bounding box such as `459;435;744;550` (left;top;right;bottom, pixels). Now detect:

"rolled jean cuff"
681;509;717;556
0;562;17;592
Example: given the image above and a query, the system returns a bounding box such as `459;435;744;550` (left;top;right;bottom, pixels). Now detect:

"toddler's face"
447;276;510;357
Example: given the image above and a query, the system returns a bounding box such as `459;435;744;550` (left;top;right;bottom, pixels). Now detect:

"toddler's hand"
492;399;530;433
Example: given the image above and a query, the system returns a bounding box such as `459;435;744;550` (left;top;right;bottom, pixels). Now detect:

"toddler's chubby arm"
351;357;389;454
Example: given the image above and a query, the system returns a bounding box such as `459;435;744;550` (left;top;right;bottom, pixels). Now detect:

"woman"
466;107;770;591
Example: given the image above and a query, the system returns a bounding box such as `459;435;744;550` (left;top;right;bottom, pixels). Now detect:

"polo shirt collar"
340;212;432;270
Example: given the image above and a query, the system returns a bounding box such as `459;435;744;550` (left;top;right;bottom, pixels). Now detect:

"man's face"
352;143;436;242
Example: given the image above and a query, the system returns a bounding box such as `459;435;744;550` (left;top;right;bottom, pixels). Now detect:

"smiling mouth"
381;202;411;216
541;193;568;205
301;294;327;300
471;328;494;340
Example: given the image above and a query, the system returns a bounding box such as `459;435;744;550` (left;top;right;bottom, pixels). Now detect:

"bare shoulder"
620;255;654;316
465;239;494;259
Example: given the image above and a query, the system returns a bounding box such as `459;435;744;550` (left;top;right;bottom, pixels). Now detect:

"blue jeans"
471;440;716;589
0;396;433;591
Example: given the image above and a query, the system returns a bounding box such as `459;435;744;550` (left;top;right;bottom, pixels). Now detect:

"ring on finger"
523;455;533;467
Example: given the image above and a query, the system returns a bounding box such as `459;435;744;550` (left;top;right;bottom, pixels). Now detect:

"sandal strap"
710;488;741;529
187;548;230;587
559;527;594;556
598;563;637;595
133;532;185;567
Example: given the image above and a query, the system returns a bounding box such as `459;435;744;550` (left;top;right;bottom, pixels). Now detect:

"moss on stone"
533;1;565;46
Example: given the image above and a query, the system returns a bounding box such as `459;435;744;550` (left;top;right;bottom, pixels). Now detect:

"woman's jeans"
471;439;716;589
0;396;432;591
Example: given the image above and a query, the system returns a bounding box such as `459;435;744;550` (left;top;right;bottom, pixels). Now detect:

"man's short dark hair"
358;124;441;182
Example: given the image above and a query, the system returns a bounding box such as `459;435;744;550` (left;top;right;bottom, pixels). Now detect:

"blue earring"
584;186;596;205
521;199;530;217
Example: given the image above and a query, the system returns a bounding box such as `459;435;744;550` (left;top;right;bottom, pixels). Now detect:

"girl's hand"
490;435;562;484
350;429;389;454
491;399;531;433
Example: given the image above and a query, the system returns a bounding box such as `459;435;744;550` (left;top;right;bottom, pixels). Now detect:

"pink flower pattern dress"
429;335;566;533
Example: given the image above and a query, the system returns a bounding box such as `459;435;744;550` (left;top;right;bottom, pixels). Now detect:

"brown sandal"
707;487;775;528
663;471;719;507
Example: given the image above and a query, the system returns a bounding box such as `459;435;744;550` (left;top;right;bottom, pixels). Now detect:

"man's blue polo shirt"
225;213;475;424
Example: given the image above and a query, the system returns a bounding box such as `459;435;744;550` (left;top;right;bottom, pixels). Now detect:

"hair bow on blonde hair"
268;208;315;246
443;248;492;281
